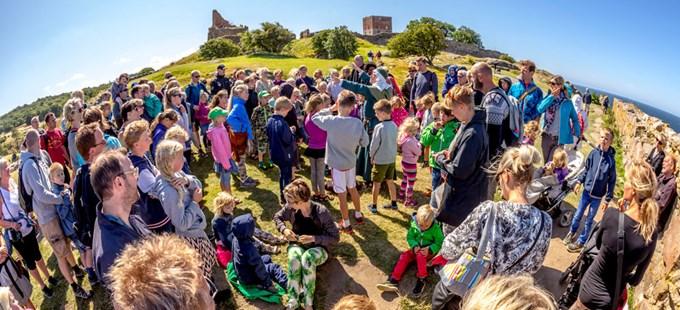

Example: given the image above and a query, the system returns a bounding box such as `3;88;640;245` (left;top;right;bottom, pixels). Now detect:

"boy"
368;99;399;213
252;91;274;170
377;205;444;297
565;128;617;252
266;97;296;204
420;103;460;194
312;90;369;232
49;164;86;252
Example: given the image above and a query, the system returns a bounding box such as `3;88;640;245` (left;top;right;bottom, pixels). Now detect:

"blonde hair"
415;205;435;228
626;160;658;242
232;84;248;97
155;140;184;178
431;102;443;116
164;87;183;109
373;99;392;114
304;94;323;114
71;89;84;99
390;96;404;109
109;235;209;310
212;192;236;217
398;117;419;140
62;98;82;123
494;145;543;187
123;120;150;149
552;148;568;168
48;162;63;178
199;90;209;102
462;275;556;310
524;121;540;140
283;179;311;204
445;85;474;109
164;125;188;144
332;294;376;310
274;97;293;112
417;92;435;109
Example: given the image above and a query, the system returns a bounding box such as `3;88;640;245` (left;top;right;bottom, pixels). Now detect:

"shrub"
499;54;515;63
199;38;240;60
240;22;295;54
452;26;484;48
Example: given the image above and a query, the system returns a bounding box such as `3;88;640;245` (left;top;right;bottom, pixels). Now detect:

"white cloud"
43;73;88;95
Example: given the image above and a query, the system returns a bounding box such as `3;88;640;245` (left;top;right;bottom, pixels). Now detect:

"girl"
206;107;237;193
150;110;179;158
272;69;284;86
210;89;229;110
304;94;331;202
543;147;569;183
398;118;422;207
417;93;435;167
522;120;540;146
390;97;408;128
63;98;86;172
196;91;211;155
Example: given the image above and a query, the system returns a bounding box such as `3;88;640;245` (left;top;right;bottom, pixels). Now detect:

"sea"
573;85;680;133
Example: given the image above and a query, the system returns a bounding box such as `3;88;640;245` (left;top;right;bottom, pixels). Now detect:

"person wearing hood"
228;84;257;188
565;128;617;253
441;65;458;97
211;64;232;97
498;77;512;94
340;64;393;184
232;213;288;291
509;60;544;123
536;75;581;163
267;98;296;204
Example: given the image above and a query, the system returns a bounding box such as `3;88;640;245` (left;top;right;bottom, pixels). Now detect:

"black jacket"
210;75;232;96
232;214;271;287
74;163;99;246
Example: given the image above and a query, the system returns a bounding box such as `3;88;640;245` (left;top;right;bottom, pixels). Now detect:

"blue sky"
2;0;679;117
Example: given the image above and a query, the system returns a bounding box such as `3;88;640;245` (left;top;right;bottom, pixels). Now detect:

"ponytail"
627;160;659;243
637;197;658;243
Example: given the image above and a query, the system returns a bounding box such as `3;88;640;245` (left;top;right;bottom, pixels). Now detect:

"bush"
240;22;295;54
199;38;240;60
311;27;357;60
407;17;456;39
452;26;484;48
387;22;445;65
499;54;515;63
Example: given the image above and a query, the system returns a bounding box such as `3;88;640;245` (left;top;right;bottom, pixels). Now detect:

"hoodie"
151;172;207;239
441;65;458;97
266;114;296;167
406;213;444;254
578;146;617;202
20;150;62;225
420;120;460;168
399;135;422;164
232;214;272;287
206;123;232;170
227;97;254;140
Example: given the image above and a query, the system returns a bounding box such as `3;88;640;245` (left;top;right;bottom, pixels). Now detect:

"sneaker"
382;203;398;210
72;285;92;299
411;279;426;298
336;221;352;233
368;204;378;214
567;242;584;253
47;276;59;287
42;286;54;298
72;266;85;279
405;199;418;208
376;278;399;293
241;178;257;188
562;232;575;245
353;212;364;224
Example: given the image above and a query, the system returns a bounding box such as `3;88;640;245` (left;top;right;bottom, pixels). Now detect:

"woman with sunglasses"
536;75;581;163
63;98;86;172
117;99;145;144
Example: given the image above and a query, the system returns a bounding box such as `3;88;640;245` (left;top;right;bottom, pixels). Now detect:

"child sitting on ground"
398;118;422;207
252;91;274;170
48;163;86;251
522;120;540;146
377;205;444;297
544;147;569;183
207;107;238;193
390;97;409;128
368;99;399;213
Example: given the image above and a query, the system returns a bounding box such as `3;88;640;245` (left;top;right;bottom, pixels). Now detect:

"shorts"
303;148;325;159
372;163;397;183
331;167;356;193
214;161;238;186
42;218;70;259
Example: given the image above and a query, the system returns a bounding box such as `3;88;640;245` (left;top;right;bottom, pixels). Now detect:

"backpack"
17;158;37;213
487;88;523;147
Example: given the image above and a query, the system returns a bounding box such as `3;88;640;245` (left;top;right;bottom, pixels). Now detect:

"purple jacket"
304;113;327;150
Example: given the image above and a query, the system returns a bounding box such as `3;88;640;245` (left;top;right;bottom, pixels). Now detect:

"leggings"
400;161;417;201
287;245;328;309
237;156;249;180
309;157;325;195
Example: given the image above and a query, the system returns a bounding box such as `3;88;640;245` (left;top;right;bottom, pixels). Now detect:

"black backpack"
17;157;43;213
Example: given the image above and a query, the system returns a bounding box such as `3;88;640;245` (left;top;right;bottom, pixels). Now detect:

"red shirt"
40;129;68;165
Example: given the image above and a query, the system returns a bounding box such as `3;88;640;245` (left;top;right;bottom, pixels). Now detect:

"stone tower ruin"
207;10;248;43
362;16;392;36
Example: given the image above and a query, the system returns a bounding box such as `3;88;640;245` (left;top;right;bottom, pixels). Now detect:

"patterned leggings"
286;245;328;309
400;161;418;201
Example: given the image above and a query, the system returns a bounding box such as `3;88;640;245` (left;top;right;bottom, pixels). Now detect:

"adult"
471;62;512;159
20;130;91;299
498;77;512;94
185;70;209;109
602;95;610;112
83;108;121;150
655;154;677;232
151;140;216;279
573;161;659;310
108;235;215;310
572;88;588;136
441;65;459;97
40;112;71;183
432;145;552;310
646;134;666;176
227;85;257;187
148;81;163;104
583;88;592;116
295;66;318;93
166;87;194;170
411;56;439;102
456;69;469;87
274;180;340;310
401;65;417;113
256;67;273;94
118;99;144;140
508;59;544;123
340;66;393;184
0;158;57;298
91;151;151;284
30;116;44;136
434;85;489;232
211;64;232;96
110;73;129;109
74;123;107;285
536;75;581;163
142;84;162;122
349;55;369;84
63;98;86;172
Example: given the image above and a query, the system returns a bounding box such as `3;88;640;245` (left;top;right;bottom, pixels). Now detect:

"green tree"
199;38;240;60
240;22;295;54
499;54;515;63
407;17;456;39
387;22;446;65
311;27;357;60
311;30;331;58
452;26;483;48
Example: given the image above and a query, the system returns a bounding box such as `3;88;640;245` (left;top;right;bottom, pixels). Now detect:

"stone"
362;16;392;36
207;9;248;42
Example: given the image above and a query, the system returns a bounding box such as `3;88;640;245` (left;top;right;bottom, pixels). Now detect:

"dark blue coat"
232;214;271;287
578;146;617;202
211;214;234;250
129;154;174;233
266;114;295;167
93;209;150;283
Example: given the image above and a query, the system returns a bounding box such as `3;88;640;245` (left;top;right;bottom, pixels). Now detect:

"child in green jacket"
420;102;460;191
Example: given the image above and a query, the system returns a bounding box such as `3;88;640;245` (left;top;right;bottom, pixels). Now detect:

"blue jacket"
441;65;458;97
51;184;83;249
212;214;234;250
537;94;581;145
185;82;208;107
266;114;295;167
509;81;544;123
151;124;168;158
578;146;617;202
93;209;150;283
228;97;254;140
232;214;271;287
129;154;173;233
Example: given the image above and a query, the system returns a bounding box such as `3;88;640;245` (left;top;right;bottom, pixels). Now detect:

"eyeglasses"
94;140;106;147
171;94;181;97
118;167;139;178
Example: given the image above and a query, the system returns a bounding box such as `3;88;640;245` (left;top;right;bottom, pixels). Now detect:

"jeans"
431;167;442;190
278;164;293;202
570;192;602;245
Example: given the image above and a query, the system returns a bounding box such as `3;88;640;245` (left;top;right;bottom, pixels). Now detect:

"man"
509;59;544;123
141;84;162;122
656;154;677;233
91;151;151;283
295;65;318;93
20;129;91;299
583;88;592;116
74;123;108;285
31;116;44;135
210;64;232;96
411;56;439;102
471;62;511;159
40;113;71;174
349;55;369;84
401;65;417;113
186;70;209;109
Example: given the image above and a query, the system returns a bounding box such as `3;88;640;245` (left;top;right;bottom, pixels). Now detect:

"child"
398;118;422;207
232;213;288;292
544;147;569;183
304;94;331;202
416;93;435;167
377;205;444;297
266;97;296;204
195;91;211;155
164;125;191;174
420;103;460;193
312;90;369;232
522;120;540;145
327;70;343;102
207;107;237;193
252;91;274;170
332;295;376;310
150;110;178;158
368;99;399;213
0;245;35;309
49;163;87;251
391;97;408;128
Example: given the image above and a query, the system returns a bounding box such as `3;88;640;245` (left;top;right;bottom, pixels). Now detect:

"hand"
551;88;561;97
289;126;296;133
193;105;199;111
413;246;421;253
171;177;187;188
0;247;7;261
420;247;430;257
574;182;582;194
298;235;315;244
13;223;20;231
330;103;338;112
192;188;203;203
283;229;298;241
434;121;443;129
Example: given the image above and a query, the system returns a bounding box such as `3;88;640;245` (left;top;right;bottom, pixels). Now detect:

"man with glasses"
509;59;544;123
74;123;108;285
91;151;150;284
411;56;439;103
210;64;232;97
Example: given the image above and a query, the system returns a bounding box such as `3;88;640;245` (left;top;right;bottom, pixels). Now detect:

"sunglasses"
118;167;139;178
171;93;181;97
549;82;560;86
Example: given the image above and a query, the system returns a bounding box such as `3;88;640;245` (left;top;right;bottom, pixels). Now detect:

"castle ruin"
207;10;248;43
362;16;392;36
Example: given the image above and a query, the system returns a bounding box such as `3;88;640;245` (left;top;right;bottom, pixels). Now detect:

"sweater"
151;173;208;239
185;82;208;107
406;215;444;254
266;115;296;167
274;202;339;249
227;97;254;140
398;135;422;164
19;151;61;225
206;123;232;170
212;214;234;249
129;154;173;232
304;112;327;150
143;94;163;121
420;120;460;168
369;120;398;165
391;107;408;128
93;210;150;283
311;108;369;170
151;124;168;158
411;71;439;102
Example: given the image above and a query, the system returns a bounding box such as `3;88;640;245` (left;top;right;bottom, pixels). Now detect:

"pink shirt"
392;107;408;128
206;123;232;170
399;134;422;164
304;112;327;150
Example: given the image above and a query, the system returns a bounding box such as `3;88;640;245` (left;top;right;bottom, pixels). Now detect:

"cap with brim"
258;91;271;98
208;107;229;120
217;64;226;70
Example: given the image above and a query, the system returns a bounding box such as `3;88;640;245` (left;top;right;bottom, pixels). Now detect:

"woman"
432;145;552;310
63;98;86;172
151;140;215;278
256;67;273;94
274;179;339;310
210;89;230;110
442;65;459;98
0;159;57;298
434;85;489;232
573;160;659;310
272;69;285;86
304;94;331;202
537;75;581;163
83;108;121;150
118;99;145;142
498;77;512;94
165;87;193;170
227;84;257;187
646;134;666;176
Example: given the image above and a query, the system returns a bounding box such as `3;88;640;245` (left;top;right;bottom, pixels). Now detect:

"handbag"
438;204;497;296
0;191;27;244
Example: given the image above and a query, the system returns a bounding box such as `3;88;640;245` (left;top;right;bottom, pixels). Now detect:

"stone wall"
354;32;504;59
207;9;248;43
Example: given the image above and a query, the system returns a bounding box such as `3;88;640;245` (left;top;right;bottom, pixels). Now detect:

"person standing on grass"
583;88;592;116
296;65;319;93
349;55;368;84
267;97;296;204
304;94;331;202
509;59;544;123
398;118;422;207
211;64;232;97
411;56;439;102
401;65;417;113
20;129;91;299
252;91;275;170
312;90;369;233
63;98;86;172
420;103;460;194
165;87;194;172
228;84;258;188
367;99;399;213
206;107;236;194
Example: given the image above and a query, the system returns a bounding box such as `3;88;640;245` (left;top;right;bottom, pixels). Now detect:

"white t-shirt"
0;187;34;237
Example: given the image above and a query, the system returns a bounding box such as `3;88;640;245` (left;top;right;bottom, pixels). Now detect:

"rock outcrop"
207;10;248;43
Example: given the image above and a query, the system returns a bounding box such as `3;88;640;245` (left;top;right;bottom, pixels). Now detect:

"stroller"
526;148;586;227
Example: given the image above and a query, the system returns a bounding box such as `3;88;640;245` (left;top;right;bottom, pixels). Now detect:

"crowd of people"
0;52;673;310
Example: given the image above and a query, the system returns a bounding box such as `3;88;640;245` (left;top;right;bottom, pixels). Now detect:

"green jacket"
419;120;460;168
406;215;444;254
